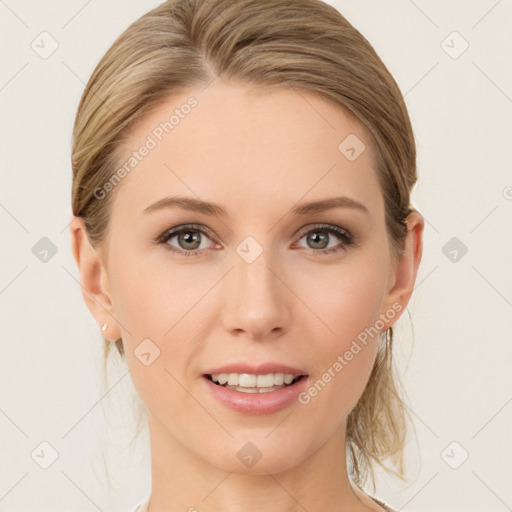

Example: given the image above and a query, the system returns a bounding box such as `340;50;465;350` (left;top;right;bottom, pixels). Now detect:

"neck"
145;413;378;512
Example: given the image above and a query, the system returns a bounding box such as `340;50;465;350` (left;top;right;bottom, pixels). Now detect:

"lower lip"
202;375;308;415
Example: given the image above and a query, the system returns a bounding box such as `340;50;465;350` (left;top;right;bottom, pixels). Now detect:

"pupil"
308;231;328;249
179;230;201;249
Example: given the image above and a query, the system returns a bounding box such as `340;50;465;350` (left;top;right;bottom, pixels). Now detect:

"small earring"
101;323;115;343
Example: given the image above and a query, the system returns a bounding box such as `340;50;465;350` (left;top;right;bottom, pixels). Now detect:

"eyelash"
156;223;355;257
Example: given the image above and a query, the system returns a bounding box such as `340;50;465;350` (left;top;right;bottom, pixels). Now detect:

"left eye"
294;224;353;253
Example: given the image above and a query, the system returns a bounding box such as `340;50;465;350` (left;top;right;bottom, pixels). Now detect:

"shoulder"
130;494;395;512
352;483;397;512
130;495;150;512
370;495;399;512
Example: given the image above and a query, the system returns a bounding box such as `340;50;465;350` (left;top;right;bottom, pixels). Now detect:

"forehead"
110;79;382;220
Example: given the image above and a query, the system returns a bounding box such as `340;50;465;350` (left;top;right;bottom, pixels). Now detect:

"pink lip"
202;374;309;415
203;362;307;377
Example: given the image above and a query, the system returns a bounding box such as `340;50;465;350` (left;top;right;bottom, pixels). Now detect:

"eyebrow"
142;195;370;217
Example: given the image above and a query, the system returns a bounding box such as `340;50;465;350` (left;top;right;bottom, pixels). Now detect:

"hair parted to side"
71;0;419;491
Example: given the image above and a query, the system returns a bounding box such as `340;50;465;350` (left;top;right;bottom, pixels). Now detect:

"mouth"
204;373;307;393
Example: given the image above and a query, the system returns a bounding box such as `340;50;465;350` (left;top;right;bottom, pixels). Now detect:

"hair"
71;0;419;492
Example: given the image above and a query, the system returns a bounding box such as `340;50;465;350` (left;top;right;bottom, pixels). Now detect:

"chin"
202;437;312;476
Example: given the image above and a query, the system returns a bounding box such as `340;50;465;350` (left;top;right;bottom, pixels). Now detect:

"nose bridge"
235;243;276;295
222;238;290;338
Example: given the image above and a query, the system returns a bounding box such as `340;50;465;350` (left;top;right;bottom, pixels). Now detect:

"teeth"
210;372;300;388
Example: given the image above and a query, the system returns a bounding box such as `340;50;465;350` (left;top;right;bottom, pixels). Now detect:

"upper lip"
203;362;308;376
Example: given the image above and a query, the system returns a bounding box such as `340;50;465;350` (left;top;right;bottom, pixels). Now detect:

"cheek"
106;251;209;398
298;257;387;348
296;259;387;411
108;249;199;338
110;270;196;430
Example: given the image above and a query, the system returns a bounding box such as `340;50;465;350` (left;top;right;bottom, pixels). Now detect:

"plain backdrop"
0;1;511;511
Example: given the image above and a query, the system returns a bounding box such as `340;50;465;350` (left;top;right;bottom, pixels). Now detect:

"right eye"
157;224;218;256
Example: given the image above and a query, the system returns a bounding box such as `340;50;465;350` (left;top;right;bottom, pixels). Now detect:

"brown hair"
71;0;418;491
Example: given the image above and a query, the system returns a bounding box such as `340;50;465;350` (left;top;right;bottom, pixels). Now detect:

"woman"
69;0;424;510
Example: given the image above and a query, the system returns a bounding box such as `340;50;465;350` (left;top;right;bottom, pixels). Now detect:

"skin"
70;79;424;512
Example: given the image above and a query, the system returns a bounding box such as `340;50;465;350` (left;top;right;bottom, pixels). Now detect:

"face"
74;79;421;476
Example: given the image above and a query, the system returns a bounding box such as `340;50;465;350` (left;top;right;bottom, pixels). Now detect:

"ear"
380;210;425;326
69;216;121;341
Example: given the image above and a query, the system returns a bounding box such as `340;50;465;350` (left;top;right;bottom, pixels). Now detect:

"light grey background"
0;1;511;511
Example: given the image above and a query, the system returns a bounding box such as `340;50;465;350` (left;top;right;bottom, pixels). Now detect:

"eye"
157;224;217;256
293;223;354;255
156;222;355;257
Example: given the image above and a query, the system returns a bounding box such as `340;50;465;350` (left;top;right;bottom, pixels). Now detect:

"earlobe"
69;216;120;340
381;211;425;326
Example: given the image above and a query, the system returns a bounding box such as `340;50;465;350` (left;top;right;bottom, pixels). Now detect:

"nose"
221;245;292;342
